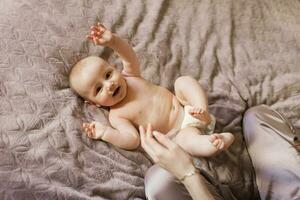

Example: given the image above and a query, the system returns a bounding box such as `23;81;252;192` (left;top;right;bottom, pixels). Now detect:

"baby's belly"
166;96;184;132
129;84;184;134
150;96;184;134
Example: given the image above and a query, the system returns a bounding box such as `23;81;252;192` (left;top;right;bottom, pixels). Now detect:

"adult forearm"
182;173;215;200
102;126;140;150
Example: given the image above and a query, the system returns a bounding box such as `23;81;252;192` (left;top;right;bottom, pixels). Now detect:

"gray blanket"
0;0;299;199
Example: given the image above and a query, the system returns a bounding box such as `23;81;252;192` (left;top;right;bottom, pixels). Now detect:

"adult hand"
139;124;196;180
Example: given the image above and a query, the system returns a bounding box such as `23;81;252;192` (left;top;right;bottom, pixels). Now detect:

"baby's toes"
196;108;203;114
190;111;203;120
212;139;221;147
193;107;203;114
188;108;196;114
208;134;218;143
214;139;225;150
218;141;225;150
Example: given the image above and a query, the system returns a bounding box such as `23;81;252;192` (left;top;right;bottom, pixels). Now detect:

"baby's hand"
82;121;107;139
86;23;113;46
188;107;211;126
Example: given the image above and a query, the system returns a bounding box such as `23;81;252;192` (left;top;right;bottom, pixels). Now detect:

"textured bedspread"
0;0;299;199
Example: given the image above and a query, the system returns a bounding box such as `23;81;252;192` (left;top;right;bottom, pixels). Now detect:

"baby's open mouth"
112;86;120;97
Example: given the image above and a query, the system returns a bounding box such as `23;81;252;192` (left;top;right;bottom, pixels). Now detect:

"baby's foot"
188;107;211;125
208;134;225;150
208;133;235;151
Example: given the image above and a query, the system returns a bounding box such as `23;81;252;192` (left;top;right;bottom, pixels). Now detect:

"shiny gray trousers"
144;105;300;200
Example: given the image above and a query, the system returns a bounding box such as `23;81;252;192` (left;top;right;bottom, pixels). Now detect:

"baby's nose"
107;81;115;91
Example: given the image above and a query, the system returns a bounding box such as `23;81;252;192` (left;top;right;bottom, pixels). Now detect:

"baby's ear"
111;64;116;68
84;100;101;108
84;100;95;106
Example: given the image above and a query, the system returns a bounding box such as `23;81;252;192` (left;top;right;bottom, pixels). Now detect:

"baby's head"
69;56;127;107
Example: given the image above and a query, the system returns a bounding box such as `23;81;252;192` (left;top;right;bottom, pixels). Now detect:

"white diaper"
181;105;216;135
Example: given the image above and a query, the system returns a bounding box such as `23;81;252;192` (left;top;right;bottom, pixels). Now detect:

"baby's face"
73;57;127;107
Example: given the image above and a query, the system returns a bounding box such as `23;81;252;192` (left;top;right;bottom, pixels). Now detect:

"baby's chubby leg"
174;76;208;110
174;76;211;125
174;127;234;157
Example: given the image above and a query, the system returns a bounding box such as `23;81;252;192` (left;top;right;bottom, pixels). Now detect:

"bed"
0;0;299;199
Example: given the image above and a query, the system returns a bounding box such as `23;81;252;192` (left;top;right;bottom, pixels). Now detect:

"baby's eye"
96;86;102;94
105;71;112;80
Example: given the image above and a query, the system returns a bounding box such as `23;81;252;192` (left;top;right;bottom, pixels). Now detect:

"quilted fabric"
0;0;299;199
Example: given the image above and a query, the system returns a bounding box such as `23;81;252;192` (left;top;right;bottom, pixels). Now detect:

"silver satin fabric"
144;164;224;200
243;105;300;200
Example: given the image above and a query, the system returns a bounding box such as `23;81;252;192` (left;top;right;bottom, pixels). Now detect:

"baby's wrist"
100;126;111;140
100;126;108;139
106;33;116;47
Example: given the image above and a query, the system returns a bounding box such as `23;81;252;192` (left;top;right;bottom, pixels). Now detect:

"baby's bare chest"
128;89;173;127
112;78;175;130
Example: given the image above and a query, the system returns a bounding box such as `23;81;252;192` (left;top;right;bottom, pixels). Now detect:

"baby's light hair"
69;56;105;93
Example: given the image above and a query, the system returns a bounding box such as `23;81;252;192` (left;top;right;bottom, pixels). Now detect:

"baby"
69;23;234;156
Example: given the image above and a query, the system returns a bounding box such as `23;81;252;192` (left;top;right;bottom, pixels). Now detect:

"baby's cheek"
98;95;112;105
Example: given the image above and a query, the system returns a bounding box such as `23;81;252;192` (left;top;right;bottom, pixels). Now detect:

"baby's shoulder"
109;106;128;117
108;107;133;124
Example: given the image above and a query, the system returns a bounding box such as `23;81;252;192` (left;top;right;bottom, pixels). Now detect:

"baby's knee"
174;76;196;89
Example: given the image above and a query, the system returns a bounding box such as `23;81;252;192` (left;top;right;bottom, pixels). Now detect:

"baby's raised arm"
87;23;140;77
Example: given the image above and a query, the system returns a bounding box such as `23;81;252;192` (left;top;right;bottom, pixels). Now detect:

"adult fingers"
139;125;146;147
139;125;158;161
146;123;153;139
145;124;166;155
152;131;177;150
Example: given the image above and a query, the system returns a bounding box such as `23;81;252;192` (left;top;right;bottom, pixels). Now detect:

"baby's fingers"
82;123;90;128
97;23;106;30
90;25;100;32
87;127;95;138
86;34;94;41
90;29;105;37
91;24;106;33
